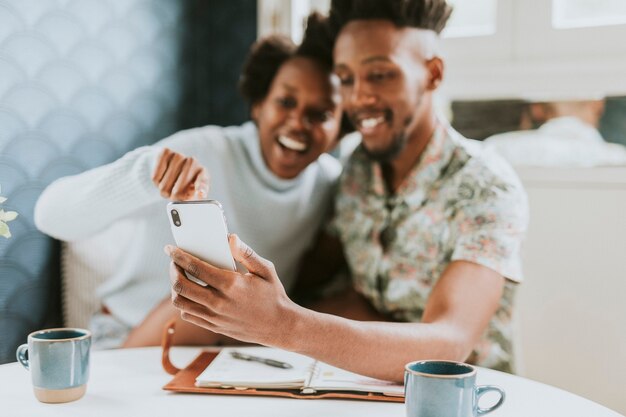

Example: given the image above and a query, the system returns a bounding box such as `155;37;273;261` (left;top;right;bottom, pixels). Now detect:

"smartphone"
167;200;236;286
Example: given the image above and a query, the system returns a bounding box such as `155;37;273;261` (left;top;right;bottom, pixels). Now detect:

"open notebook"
195;347;404;397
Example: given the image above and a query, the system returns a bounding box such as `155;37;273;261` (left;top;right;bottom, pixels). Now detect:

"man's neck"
382;111;438;193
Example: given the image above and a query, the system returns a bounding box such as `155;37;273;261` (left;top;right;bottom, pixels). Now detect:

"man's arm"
166;236;503;383
307;287;390;321
291;261;503;382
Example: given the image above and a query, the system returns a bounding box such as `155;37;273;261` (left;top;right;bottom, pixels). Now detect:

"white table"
1;347;623;417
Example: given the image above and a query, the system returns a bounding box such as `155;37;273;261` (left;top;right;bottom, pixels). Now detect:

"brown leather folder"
161;320;404;402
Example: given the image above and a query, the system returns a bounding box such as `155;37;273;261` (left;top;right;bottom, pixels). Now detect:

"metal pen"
230;351;293;369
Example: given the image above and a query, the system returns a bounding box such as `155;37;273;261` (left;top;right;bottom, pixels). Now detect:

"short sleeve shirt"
330;124;529;372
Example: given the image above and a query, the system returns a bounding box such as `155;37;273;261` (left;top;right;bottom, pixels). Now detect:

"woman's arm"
35;132;208;241
123;297;228;347
34;146;162;241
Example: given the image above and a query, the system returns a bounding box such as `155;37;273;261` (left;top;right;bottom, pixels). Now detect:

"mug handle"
475;385;505;415
16;344;29;370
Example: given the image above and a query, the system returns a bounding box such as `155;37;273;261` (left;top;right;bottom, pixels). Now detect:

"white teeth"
360;116;385;129
278;135;307;152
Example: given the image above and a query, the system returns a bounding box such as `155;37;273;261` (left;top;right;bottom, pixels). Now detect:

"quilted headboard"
0;0;255;363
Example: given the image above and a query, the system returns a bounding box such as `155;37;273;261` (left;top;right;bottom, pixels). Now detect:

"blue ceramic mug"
16;328;91;403
405;360;505;417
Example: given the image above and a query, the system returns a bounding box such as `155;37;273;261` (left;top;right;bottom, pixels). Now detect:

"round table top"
1;346;622;417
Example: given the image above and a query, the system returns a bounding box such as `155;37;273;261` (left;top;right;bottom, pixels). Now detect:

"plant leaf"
0;221;11;238
0;210;18;222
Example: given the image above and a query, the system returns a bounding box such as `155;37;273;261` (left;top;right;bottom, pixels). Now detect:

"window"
553;0;626;29
257;0;330;43
257;0;626;100
443;0;497;38
441;0;626;100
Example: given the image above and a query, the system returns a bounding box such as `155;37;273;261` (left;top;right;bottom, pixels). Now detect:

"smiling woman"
250;55;340;179
34;14;347;350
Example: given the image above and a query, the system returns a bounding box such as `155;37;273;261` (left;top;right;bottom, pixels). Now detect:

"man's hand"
165;234;299;347
152;148;209;201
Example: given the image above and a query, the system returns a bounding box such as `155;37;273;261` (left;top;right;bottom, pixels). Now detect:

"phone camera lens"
171;209;181;227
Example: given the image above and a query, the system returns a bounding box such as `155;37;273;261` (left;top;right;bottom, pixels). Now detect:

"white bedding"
484;117;626;167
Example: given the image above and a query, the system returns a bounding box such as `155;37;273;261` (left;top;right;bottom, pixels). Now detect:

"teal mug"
405;360;505;417
16;328;91;403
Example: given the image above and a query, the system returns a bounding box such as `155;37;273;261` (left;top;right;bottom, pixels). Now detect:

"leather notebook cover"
162;350;404;402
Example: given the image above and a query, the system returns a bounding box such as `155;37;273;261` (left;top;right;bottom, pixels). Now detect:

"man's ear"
426;57;444;91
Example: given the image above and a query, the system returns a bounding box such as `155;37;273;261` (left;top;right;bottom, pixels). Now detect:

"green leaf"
0;210;18;222
0;221;11;238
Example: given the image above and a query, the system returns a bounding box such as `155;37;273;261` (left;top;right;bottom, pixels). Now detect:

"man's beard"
362;131;408;163
362;111;416;163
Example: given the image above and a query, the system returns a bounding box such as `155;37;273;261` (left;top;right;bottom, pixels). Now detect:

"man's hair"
328;0;453;34
239;14;335;106
297;12;334;71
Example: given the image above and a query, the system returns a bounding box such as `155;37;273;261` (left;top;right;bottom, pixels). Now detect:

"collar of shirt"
367;123;456;210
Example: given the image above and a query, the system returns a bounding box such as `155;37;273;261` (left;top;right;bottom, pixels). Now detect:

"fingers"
170;158;195;198
178;311;220;334
228;234;277;281
152;148;174;184
166;245;235;296
171;289;215;321
193;168;210;199
154;149;209;201
158;154;187;198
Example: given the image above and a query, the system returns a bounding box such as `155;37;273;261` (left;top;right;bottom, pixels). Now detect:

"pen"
230;351;293;369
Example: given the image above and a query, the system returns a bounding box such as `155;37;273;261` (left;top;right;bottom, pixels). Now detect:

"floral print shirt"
330;124;529;372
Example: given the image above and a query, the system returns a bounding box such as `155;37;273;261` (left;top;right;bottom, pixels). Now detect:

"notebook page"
195;347;316;389
308;361;405;396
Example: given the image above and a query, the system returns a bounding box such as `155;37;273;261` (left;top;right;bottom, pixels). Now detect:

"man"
165;0;528;382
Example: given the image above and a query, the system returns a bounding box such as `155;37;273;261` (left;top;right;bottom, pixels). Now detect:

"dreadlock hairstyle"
328;0;453;35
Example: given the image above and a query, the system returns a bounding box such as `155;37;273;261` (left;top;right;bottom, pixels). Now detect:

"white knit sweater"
35;122;342;327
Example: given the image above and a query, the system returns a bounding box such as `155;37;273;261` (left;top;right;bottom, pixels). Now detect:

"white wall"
515;167;626;415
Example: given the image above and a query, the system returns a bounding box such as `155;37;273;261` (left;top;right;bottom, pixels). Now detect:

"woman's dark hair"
239;13;336;107
238;13;354;136
328;0;453;35
238;35;296;106
296;12;334;72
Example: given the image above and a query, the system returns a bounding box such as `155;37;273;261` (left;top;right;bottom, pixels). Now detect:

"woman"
34;19;345;348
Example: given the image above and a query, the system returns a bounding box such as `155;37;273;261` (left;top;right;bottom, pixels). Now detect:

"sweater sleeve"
34;128;208;241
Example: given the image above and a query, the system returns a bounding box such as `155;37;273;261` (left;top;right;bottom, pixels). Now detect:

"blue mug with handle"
16;328;91;403
405;360;505;417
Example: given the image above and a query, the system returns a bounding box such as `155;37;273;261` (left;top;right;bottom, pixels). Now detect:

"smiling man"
166;0;529;382
319;0;529;374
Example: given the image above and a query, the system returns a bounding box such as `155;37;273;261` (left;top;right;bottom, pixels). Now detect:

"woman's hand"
165;234;299;348
152;148;209;201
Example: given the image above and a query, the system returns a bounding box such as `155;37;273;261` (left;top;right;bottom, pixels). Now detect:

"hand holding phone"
167;200;236;286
